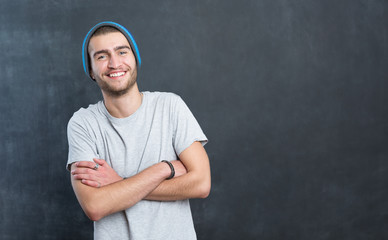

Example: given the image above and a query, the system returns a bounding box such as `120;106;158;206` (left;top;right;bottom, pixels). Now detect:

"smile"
108;72;125;77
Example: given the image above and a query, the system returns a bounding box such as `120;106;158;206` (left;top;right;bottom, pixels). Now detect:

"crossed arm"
70;141;211;221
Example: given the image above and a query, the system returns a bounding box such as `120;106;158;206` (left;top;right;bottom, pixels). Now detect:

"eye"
96;55;106;60
119;51;128;56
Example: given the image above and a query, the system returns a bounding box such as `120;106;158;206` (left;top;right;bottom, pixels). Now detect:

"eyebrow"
115;46;131;51
93;45;131;58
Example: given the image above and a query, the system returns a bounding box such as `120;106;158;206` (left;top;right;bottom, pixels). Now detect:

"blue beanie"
82;21;141;81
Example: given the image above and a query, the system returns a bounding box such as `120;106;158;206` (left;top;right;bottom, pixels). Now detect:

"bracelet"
161;160;175;180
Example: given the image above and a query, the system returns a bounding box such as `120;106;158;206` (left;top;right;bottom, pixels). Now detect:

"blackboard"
1;0;387;239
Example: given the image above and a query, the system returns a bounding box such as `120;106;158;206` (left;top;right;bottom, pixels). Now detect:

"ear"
89;69;95;80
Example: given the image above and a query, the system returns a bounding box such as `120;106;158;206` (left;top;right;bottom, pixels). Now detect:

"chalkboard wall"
1;0;387;239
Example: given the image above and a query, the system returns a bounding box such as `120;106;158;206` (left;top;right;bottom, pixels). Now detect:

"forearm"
145;170;211;201
71;162;170;221
145;142;211;201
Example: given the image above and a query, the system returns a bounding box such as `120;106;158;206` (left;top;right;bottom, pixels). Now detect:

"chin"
99;79;137;97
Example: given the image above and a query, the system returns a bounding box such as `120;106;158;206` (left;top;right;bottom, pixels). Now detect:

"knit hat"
82;21;141;81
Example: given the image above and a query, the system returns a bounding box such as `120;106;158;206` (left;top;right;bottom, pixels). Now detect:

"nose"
108;55;121;69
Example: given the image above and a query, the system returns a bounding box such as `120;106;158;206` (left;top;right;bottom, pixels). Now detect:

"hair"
91;26;120;38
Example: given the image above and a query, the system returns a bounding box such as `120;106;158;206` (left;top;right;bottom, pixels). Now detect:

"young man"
67;21;211;240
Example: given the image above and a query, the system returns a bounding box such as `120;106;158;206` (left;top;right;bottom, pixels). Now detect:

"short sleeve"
66;114;98;171
172;96;208;156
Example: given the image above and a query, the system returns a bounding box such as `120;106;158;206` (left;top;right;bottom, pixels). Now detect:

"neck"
102;83;143;118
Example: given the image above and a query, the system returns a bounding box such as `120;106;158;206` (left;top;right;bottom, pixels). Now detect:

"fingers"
81;179;101;188
75;161;97;169
93;158;106;165
71;167;101;182
72;172;97;181
73;172;102;188
76;159;105;171
71;159;114;189
71;167;97;175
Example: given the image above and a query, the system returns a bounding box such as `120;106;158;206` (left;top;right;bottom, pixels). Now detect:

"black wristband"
162;160;175;180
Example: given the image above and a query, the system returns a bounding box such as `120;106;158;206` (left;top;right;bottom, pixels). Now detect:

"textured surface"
0;0;387;239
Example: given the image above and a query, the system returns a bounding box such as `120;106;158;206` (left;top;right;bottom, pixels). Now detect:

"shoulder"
68;101;104;128
144;91;181;101
143;91;184;108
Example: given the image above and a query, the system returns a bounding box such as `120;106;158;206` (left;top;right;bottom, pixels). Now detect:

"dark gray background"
1;0;387;239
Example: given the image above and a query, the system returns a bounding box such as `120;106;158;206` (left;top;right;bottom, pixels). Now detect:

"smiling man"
66;21;211;240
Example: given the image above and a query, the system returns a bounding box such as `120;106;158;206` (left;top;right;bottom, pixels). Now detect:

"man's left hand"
71;158;123;188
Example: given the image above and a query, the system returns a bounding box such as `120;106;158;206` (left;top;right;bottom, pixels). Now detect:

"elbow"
193;171;211;198
87;212;103;222
199;189;210;199
82;203;105;222
197;180;211;199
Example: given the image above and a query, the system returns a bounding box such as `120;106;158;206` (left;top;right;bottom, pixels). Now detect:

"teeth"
109;72;125;77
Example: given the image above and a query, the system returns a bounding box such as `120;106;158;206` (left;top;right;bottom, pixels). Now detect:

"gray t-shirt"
67;91;207;240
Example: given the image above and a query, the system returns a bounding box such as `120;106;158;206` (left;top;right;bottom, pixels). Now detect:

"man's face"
88;31;137;96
